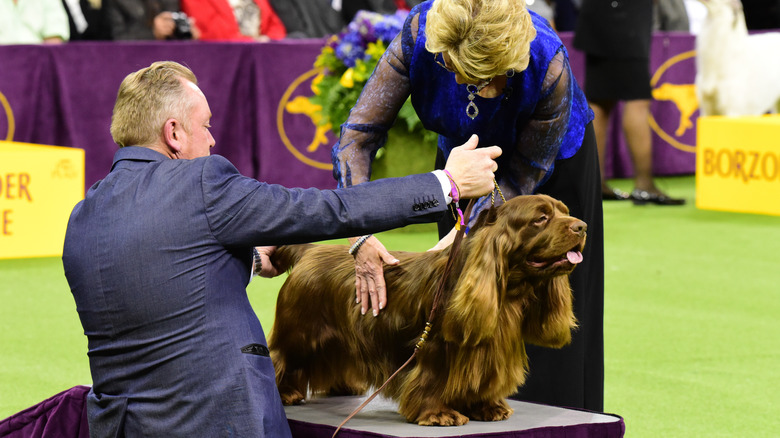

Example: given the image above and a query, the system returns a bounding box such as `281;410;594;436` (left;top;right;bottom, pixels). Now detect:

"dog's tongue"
567;251;583;264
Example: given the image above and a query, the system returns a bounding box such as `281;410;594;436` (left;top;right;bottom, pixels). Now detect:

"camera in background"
170;12;193;40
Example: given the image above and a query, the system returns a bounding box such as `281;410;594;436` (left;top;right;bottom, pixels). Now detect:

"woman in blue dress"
333;0;604;411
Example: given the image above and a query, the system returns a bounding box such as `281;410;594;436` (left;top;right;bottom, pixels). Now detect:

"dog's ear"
441;220;509;347
521;276;577;348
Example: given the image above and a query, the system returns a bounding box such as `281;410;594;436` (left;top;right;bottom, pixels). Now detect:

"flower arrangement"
308;10;437;145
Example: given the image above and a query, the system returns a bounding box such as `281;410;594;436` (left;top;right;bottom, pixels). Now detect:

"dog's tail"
270;244;314;273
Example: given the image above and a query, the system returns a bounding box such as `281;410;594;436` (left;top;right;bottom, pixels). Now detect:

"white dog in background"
695;0;780;116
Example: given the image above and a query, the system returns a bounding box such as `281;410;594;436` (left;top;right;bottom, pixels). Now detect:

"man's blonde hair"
425;0;536;83
110;61;198;147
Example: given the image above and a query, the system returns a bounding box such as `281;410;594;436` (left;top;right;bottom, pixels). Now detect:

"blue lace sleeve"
331;10;422;188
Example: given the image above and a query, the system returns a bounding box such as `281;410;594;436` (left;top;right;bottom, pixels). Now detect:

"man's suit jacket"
62;146;447;437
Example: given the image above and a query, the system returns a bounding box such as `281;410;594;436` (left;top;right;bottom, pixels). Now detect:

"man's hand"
444;134;502;199
350;235;399;317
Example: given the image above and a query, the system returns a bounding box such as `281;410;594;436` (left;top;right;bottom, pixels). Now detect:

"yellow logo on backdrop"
0;141;85;259
649;50;698;153
276;68;335;170
0;90;15;141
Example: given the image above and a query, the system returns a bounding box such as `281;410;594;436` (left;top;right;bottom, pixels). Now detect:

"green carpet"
1;175;778;436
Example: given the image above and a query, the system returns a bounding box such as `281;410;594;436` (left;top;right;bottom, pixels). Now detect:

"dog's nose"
570;220;587;236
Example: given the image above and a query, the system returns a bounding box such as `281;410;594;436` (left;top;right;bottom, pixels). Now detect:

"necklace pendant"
466;101;479;119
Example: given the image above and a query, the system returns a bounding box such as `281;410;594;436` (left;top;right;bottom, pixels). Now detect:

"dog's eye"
534;214;548;225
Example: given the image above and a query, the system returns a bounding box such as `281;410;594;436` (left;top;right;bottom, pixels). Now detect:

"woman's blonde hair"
425;0;536;82
110;61;198;147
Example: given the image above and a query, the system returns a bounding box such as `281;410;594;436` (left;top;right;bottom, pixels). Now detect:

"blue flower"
335;31;365;68
374;12;405;43
329;10;410;68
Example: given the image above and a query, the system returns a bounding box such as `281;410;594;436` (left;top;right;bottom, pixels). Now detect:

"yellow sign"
696;116;780;216
0;141;84;259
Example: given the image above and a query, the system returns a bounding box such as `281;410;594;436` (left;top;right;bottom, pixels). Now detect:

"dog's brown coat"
269;194;586;426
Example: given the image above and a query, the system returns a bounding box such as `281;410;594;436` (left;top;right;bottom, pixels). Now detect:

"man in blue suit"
62;61;500;437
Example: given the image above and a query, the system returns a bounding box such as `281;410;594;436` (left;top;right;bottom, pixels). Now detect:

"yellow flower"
314;46;335;68
340;68;355;88
311;72;324;95
352;61;368;83
365;41;386;60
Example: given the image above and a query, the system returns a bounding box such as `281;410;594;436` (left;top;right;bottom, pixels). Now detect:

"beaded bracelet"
441;169;460;203
348;234;372;256
252;247;262;276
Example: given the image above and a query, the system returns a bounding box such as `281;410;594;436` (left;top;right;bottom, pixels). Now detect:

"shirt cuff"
432;170;453;204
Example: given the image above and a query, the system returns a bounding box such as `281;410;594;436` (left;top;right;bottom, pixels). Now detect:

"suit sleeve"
200;155;447;247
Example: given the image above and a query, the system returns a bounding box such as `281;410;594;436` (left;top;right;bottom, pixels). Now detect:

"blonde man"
63;60;500;436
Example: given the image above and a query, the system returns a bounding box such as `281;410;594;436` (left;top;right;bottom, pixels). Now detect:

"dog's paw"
465;399;514;421
279;389;306;406
415;408;469;426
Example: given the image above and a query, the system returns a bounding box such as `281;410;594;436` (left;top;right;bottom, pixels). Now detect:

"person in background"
62;0;111;40
553;0;580;31
267;0;343;38
0;0;70;44
181;0;285;41
62;60;500;437
105;0;197;40
654;0;690;32
332;0;605;411
742;0;780;30
574;0;685;205
339;0;397;22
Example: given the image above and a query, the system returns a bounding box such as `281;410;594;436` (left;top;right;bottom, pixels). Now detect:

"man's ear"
163;118;183;153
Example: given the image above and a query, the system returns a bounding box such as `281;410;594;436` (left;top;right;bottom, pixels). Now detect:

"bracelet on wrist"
252;247;262;276
442;169;460;203
348;234;372;256
442;170;465;230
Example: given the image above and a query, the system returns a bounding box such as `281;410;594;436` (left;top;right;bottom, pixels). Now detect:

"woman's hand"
428;226;457;252
350;235;399;316
255;246;281;278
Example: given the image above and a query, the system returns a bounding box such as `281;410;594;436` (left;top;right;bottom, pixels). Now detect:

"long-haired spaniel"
268;194;586;426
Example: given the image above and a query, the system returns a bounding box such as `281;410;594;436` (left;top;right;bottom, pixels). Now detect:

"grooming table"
285;395;625;438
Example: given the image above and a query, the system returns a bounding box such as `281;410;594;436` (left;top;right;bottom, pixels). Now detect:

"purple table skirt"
0;385;90;438
1;387;624;438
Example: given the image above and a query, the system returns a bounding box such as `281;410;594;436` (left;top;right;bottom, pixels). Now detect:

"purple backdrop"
0;34;699;193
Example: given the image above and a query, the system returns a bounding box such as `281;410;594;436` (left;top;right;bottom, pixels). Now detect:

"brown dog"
268;194;586;426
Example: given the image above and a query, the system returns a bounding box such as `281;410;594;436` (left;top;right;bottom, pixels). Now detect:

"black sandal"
630;189;685;206
602;187;630;201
